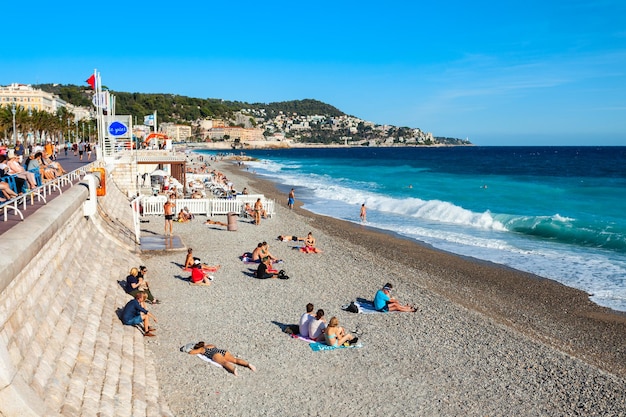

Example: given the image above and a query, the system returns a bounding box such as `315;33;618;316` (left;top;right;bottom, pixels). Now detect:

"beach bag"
283;324;299;335
180;343;195;353
278;270;290;280
344;301;359;314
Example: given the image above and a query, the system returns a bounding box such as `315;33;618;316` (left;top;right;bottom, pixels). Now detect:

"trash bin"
227;212;238;231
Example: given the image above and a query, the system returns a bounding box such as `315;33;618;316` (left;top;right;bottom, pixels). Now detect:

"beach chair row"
1;166;94;222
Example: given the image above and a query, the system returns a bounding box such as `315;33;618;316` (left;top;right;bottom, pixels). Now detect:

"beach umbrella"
150;169;168;177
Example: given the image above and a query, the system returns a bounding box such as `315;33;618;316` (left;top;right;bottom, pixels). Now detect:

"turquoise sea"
199;146;626;312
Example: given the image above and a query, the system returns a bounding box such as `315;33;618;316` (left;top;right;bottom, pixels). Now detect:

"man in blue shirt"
121;292;158;336
373;283;417;312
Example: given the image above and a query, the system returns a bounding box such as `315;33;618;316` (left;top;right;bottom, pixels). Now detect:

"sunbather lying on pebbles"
278;235;304;242
186;341;256;376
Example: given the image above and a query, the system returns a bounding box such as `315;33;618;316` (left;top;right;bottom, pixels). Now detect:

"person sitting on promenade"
278;235;305;242
126;267;160;304
5;152;36;189
324;317;357;346
41;152;67;176
0;181;18;201
27;152;55;181
255;258;279;279
373;283;417;312
190;261;213;286
0;157;27;192
186;341;256;376
298;303;316;338
301;232;322;253
308;309;327;342
121;292;157;337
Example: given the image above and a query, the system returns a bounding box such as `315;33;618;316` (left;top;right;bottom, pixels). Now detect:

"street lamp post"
58;115;63;143
27;107;32;147
11;103;17;146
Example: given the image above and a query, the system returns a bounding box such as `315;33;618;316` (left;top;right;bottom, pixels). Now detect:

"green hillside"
34;84;345;124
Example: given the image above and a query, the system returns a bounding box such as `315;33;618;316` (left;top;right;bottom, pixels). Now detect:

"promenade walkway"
0;152;93;236
0;155;173;416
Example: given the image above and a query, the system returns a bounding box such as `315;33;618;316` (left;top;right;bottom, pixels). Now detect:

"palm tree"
0;106;12;141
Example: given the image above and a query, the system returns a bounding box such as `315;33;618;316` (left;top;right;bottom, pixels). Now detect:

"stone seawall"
0;177;172;416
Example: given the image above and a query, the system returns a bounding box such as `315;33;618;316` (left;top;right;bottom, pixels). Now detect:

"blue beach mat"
309;342;363;352
342;300;386;314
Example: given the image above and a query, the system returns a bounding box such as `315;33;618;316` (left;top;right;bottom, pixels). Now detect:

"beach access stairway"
0;170;172;416
139;193;275;218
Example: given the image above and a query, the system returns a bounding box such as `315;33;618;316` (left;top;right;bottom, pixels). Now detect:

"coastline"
142;157;626;416
177;142;471;151
233;160;626;376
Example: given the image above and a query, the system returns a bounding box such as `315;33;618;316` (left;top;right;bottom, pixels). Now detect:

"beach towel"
289;334;316;343
299;246;321;254
342;300;386;314
241;252;259;264
180;343;223;368
309;342;363;352
196;353;223;368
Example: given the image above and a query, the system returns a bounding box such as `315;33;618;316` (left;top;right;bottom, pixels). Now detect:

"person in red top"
190;261;212;286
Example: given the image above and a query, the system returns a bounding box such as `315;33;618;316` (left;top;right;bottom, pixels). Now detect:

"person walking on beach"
288;188;295;209
360;203;367;222
164;198;175;236
373;283;416;312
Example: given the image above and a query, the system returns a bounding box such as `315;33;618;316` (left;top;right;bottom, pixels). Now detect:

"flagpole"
95;70;104;160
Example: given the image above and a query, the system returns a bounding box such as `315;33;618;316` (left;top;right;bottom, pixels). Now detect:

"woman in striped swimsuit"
188;341;256;376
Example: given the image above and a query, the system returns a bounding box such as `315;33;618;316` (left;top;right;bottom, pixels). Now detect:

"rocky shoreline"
141;157;626;416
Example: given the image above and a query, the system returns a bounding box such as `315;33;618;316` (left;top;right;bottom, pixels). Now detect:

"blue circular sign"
108;121;128;137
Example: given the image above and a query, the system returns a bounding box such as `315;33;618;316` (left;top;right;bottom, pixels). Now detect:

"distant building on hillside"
160;123;192;141
207;126;264;142
0;83;64;113
0;83;91;120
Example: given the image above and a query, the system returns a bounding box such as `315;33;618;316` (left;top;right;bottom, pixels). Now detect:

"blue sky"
2;0;625;145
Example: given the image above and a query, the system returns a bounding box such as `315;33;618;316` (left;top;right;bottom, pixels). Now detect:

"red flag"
86;74;95;89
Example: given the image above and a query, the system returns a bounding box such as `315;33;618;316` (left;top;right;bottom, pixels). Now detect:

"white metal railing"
1;163;97;222
141;195;168;215
130;195;142;243
138;195;275;217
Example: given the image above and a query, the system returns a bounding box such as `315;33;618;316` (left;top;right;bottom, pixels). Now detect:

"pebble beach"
140;156;626;417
